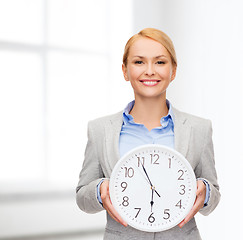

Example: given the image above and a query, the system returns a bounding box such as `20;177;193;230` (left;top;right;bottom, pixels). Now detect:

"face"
122;37;176;100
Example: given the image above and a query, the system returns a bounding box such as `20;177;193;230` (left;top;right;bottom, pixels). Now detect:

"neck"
130;96;168;130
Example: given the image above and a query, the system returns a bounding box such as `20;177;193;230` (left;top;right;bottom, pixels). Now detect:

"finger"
196;180;206;197
103;196;128;227
178;203;198;228
100;180;127;227
178;219;186;228
179;200;203;228
179;184;206;228
178;202;198;228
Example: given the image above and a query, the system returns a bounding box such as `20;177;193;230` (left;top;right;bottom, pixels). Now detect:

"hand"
178;180;206;228
100;179;127;227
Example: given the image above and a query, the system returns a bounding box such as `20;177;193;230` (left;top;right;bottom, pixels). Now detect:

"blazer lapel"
172;107;192;158
104;111;123;174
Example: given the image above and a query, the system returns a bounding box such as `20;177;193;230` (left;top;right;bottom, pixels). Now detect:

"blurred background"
0;0;242;239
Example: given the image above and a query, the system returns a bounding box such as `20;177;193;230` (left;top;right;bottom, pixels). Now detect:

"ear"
170;66;177;82
122;64;129;81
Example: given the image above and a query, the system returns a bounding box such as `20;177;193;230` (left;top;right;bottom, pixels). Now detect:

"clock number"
179;184;186;195
178;169;184;180
175;200;182;209
137;156;145;167
163;209;170;220
148;213;155;223
134;208;141;218
122;196;129;207
168;157;172;168
124;167;134;178
121;182;127;192
150;154;159;164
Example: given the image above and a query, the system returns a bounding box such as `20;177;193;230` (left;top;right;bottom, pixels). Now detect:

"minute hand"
140;163;161;198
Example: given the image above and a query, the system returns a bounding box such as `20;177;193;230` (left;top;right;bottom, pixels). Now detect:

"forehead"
129;37;169;58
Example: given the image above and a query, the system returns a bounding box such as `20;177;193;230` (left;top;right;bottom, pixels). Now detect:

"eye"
156;61;166;65
134;60;143;64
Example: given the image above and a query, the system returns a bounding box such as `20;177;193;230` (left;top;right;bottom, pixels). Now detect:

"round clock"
109;144;197;232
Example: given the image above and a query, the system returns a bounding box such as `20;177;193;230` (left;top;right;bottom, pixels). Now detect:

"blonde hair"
123;28;177;68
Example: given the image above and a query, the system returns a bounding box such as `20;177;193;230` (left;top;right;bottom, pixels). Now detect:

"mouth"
139;80;161;86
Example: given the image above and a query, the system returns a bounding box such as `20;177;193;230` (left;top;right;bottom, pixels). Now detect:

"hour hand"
154;189;161;198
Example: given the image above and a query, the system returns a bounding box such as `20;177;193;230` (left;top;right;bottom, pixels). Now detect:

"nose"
145;63;155;76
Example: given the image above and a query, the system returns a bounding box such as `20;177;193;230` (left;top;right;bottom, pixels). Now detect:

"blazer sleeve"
198;120;221;216
76;121;106;214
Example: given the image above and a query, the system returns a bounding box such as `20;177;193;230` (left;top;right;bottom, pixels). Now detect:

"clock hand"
150;188;154;212
155;189;161;198
138;159;161;198
140;162;153;186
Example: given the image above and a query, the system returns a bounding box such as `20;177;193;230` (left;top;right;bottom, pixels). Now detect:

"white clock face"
109;144;196;232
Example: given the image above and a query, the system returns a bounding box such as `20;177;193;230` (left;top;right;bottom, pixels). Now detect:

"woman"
76;28;220;240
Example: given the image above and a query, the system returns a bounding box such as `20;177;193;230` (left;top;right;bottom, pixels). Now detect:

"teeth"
143;81;157;85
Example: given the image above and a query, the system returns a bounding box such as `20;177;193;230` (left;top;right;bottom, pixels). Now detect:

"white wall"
133;0;243;239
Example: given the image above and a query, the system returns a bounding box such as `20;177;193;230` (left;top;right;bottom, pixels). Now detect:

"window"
0;0;133;193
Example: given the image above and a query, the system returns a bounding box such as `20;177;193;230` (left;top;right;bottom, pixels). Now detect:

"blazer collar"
104;111;123;172
172;106;192;158
104;108;192;173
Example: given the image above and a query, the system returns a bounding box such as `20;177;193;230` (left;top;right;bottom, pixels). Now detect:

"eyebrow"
155;55;167;59
133;55;168;59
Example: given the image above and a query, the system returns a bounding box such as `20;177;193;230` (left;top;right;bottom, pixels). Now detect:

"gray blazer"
76;107;220;240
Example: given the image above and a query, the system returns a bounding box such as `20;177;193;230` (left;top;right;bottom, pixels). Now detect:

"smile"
139;80;160;86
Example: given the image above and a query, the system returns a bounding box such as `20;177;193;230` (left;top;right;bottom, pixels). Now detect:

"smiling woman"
76;28;220;240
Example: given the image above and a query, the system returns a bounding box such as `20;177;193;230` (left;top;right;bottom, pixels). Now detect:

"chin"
136;92;166;100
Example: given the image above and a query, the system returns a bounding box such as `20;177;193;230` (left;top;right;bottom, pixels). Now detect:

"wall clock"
109;144;197;232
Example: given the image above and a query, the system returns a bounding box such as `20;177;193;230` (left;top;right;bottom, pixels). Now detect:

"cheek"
157;66;173;79
127;66;143;80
